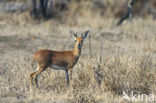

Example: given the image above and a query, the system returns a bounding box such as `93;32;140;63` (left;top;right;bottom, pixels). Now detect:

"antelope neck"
73;44;81;57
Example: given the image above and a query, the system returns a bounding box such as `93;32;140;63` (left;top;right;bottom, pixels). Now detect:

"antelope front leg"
65;69;69;88
69;69;72;80
69;69;73;89
65;69;72;89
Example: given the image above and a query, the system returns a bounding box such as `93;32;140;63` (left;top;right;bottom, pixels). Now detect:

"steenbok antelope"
30;30;90;89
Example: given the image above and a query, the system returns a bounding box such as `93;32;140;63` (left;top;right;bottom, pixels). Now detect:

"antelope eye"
75;40;77;42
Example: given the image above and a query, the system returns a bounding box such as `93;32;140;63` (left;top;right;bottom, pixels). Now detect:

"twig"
88;34;92;58
94;35;103;88
98;34;103;71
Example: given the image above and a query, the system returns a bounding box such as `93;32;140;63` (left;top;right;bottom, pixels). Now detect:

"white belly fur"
50;65;66;70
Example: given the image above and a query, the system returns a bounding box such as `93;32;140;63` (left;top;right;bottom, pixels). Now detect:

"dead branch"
116;0;138;26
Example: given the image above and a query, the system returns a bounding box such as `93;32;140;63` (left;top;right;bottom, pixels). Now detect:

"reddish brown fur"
33;37;83;69
33;50;79;69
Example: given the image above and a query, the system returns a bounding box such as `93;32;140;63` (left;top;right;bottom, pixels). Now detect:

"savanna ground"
0;0;156;103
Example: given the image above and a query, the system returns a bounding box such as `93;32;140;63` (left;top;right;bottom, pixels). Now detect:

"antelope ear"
82;30;90;39
69;30;77;37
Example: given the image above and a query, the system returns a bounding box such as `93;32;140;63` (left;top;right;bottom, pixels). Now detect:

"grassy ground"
0;3;156;103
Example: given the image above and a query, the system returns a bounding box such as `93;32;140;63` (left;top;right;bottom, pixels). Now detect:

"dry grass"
0;1;156;103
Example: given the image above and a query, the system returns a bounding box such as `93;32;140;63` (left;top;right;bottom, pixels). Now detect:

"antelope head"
70;30;90;49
